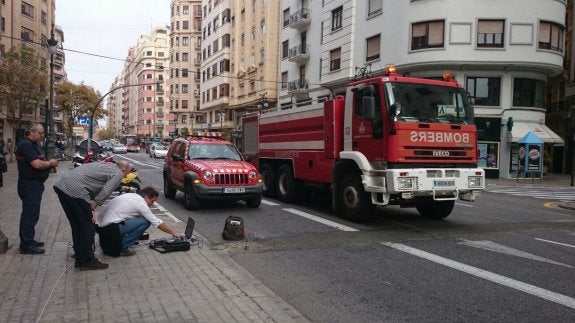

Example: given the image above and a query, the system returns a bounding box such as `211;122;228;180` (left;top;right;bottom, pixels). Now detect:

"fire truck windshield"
385;82;474;124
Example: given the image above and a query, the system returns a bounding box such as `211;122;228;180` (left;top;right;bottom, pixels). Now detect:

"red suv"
163;135;263;209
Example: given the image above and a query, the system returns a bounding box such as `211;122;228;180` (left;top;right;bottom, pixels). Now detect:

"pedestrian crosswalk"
485;185;575;201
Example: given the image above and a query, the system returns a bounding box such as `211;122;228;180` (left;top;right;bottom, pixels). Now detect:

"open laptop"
184;217;196;242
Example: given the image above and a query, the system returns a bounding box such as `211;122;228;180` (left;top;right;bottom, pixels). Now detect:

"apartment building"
196;0;279;145
169;0;203;136
0;0;64;148
280;0;567;179
117;27;170;139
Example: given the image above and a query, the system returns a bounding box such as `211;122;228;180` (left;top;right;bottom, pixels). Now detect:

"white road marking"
535;238;575;249
455;203;474;208
459;239;573;268
382;242;575;310
261;199;279;206
283;208;359;232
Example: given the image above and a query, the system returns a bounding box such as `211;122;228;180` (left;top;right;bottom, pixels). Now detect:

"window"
411;20;444;50
183;20;189;30
182;53;189;61
183;5;189;14
261;20;266;34
21;2;34;18
182;37;189;46
466;77;501;106
213;39;219;52
477;19;504;48
366;35;380;62
478;142;499;169
21;27;34;42
368;0;382;17
182;84;189;93
282;40;289;59
283;9;290;27
281;72;288;89
539;21;564;53
332;6;343;31
222;34;231;47
513;78;544;108
182;68;189;77
147;51;153;56
41;11;47;26
330;48;341;71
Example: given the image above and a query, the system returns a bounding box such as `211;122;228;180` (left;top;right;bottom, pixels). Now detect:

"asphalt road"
115;152;575;322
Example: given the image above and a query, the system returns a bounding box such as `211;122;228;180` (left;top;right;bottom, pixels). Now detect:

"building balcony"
287;79;310;98
289;8;311;30
288;44;310;63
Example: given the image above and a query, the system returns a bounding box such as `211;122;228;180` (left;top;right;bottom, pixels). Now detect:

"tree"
0;45;48;147
54;81;104;146
97;128;115;141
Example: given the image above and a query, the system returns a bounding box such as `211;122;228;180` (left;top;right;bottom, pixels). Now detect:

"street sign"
73;126;84;136
77;117;90;126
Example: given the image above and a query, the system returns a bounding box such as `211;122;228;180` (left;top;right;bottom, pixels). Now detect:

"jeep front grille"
215;173;249;185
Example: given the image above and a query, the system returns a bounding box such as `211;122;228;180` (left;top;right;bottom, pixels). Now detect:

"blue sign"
77;117;90;126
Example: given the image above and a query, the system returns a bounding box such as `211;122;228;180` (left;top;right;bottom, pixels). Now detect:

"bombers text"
410;131;470;144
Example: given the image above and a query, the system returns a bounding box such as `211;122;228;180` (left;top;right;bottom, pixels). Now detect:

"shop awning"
511;122;564;144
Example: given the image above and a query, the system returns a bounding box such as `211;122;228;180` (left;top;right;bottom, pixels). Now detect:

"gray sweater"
54;162;123;205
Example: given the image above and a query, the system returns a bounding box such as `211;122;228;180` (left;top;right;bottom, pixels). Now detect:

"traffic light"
506;117;514;132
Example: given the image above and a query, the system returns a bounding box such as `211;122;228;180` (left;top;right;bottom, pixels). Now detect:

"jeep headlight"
398;177;417;190
203;171;213;181
468;176;483;188
249;171;257;180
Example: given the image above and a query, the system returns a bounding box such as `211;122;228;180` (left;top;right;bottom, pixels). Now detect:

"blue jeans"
18;178;45;249
118;217;150;250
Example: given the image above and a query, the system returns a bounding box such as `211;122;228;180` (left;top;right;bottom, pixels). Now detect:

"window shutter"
366;35;380;60
478;20;504;34
412;23;426;37
428;21;444;46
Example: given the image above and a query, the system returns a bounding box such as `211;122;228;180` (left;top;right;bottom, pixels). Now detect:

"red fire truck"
242;66;484;222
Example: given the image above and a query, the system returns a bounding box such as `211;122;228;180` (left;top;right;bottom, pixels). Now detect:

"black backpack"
222;216;245;241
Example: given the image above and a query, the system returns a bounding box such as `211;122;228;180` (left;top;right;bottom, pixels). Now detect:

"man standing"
96;187;183;256
53;160;131;270
16;123;60;254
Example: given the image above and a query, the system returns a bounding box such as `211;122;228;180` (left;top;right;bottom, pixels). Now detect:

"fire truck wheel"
164;176;177;199
184;184;201;210
277;165;301;203
338;174;371;222
415;199;454;219
260;164;276;197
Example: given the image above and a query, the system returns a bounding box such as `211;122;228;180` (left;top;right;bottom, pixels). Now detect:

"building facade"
0;0;64;152
280;0;567;179
169;0;203;136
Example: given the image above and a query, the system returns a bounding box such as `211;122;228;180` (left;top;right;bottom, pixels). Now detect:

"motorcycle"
73;149;113;167
117;168;141;194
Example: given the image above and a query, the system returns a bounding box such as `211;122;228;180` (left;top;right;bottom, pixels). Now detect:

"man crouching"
96;186;184;257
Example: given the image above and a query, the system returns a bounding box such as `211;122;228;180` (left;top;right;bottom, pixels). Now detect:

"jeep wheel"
260;163;276;197
338;173;372;222
184;183;201;210
245;194;262;208
164;175;176;199
415;199;454;219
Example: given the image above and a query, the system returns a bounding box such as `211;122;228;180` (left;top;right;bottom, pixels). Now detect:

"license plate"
224;187;245;193
433;180;455;187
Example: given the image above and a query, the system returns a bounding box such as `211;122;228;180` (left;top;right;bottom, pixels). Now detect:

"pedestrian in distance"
15;123;60;255
53;160;131;270
96;186;184;257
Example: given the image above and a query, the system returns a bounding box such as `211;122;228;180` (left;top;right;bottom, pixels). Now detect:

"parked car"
112;144;127;154
163;135;263;210
149;144;168;158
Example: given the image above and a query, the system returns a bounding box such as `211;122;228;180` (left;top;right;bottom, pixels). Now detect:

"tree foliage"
96;127;115;140
54;81;105;142
0;45;48;137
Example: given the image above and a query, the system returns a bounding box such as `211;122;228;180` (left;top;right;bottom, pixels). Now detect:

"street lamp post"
45;26;58;157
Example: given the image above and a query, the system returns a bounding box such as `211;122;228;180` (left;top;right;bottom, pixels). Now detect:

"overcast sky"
56;0;170;96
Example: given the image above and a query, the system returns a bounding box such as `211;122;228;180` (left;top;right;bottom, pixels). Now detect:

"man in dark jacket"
16;123;60;254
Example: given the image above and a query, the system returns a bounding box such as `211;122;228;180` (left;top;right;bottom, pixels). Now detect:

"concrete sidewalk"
0;161;305;322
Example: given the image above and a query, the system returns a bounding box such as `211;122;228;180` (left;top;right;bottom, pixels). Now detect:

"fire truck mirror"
390;102;402;120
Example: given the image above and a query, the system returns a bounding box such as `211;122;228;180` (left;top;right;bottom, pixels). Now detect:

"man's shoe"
20;247;45;255
120;249;136;257
33;240;45;247
77;259;109;271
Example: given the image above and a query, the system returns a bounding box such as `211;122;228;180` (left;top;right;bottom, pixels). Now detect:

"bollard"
0;226;8;254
